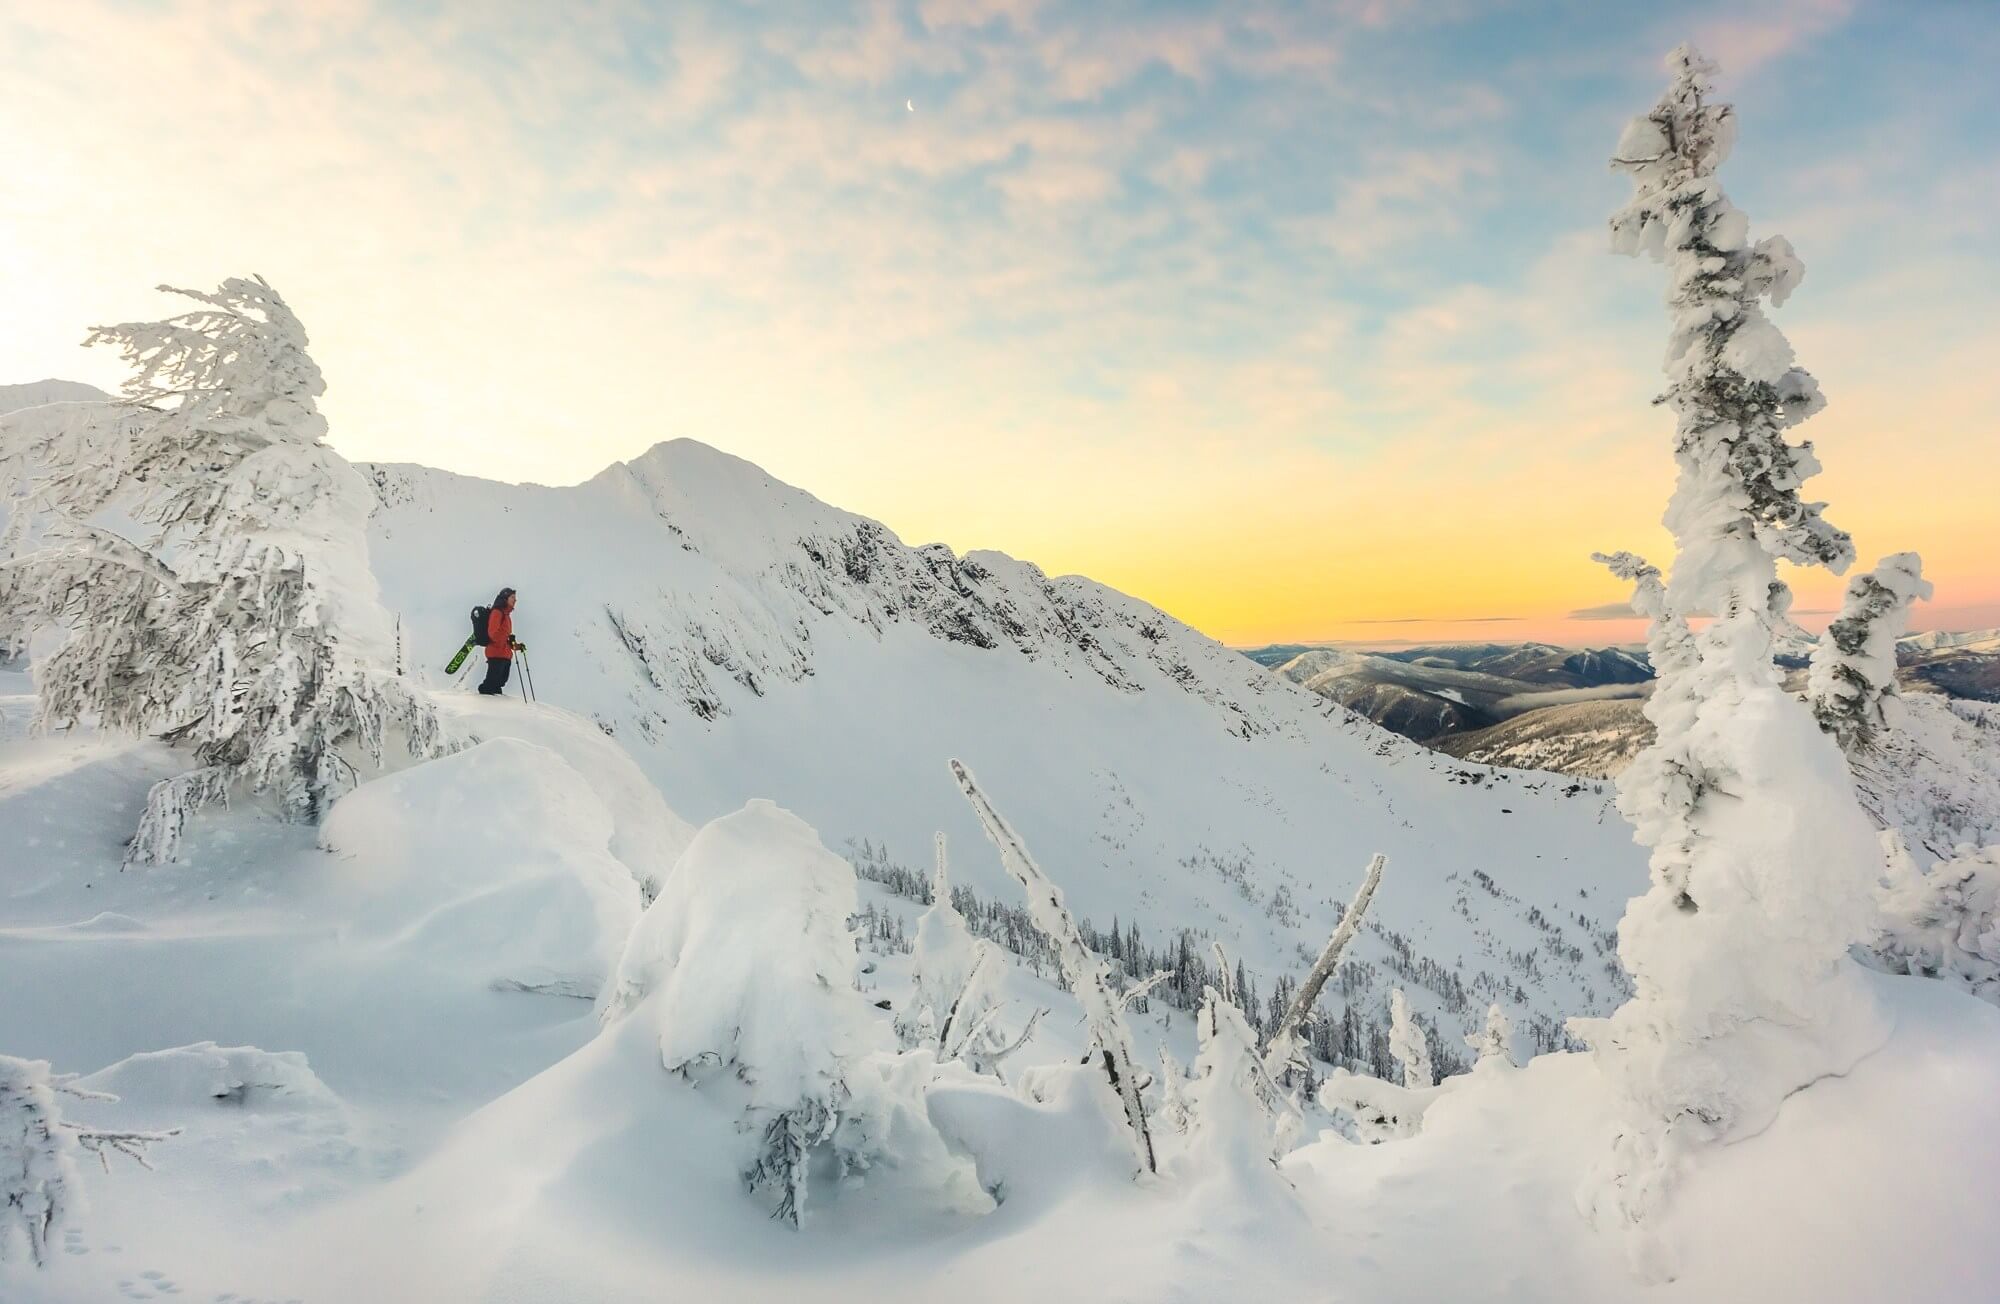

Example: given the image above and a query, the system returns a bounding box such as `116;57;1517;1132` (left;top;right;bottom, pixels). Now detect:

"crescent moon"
906;99;915;112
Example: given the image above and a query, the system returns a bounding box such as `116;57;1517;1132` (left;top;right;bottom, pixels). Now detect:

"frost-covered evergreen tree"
894;834;975;1051
1466;1003;1514;1070
1156;1046;1192;1135
1;1055;173;1267
1809;553;1932;754
1387;989;1432;1090
603;801;967;1227
1579;47;1892;1236
1873;832;2000;1004
0;1057;72;1268
893;833;1042;1077
0;277;448;862
1185;986;1298;1172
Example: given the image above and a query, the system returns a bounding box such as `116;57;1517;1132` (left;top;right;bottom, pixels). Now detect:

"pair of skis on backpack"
444;603;494;675
445;604;536;702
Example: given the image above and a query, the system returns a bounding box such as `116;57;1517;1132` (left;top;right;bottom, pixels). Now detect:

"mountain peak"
0;378;112;416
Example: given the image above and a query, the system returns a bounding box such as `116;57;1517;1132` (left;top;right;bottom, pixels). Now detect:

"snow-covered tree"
1578;47;1892;1233
1387;989;1432;1090
1;1055;174;1267
1466;1003;1514;1070
894;833;1044;1078
1185;986;1298;1172
1156;1046;1192;1135
0;1057;73;1267
1873;831;2000;1004
1809;553;1932;754
895;834;976;1051
951;759;1156;1174
0;277;449;862
603;801;941;1227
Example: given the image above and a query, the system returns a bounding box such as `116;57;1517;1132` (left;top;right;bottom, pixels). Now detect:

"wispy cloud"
0;0;1993;648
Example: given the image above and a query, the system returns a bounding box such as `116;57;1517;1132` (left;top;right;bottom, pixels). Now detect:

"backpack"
470;605;492;648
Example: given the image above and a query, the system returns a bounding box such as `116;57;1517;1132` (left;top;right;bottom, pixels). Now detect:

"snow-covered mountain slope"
1382;641;1653;687
358;439;1644;1060
6;693;1995;1302
6;429;1999;1301
1899;637;2000;702
1431;687;2000;858
1438;697;1654;780
1902;627;2000;655
1271;643;1652;743
0;380;109;416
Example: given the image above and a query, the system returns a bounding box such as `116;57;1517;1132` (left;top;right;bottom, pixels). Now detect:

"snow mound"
77;1042;340;1116
66;1042;373;1217
319;737;643;995
436;694;695;897
606;799;888;1091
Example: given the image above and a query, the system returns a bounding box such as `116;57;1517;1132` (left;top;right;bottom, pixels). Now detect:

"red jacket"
486;606;514;659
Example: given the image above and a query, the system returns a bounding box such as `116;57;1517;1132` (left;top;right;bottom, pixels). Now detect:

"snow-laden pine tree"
1156;1046;1192;1135
601;801;918;1227
0;1055;173;1267
0;1057;72;1267
1185;986;1298;1173
0;278;448;862
1387;989;1432;1090
1808;553;1932;754
1873;831;2000;1004
893;833;1042;1076
1578;47;1892;1233
1466;1003;1514;1071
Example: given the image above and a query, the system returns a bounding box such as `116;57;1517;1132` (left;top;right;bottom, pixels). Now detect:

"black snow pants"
478;656;514;696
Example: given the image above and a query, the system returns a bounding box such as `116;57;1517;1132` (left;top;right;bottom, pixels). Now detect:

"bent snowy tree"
0;277;449;862
1263;852;1386;1077
1578;46;1892;1236
949;759;1156;1174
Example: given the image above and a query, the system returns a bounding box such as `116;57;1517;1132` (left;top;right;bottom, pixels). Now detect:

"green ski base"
444;638;475;675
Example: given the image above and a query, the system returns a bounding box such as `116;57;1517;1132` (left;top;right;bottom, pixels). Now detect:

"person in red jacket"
478;587;524;696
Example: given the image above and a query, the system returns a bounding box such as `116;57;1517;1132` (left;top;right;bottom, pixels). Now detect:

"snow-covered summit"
355;437;1647;1068
0;380;109;417
1902;627;2000;655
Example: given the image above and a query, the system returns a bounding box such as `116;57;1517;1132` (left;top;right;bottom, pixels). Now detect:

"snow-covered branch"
1118;968;1173;1012
950;759;1157;1174
1;1056;177;1268
1263;852;1385;1064
1809;553;1932;755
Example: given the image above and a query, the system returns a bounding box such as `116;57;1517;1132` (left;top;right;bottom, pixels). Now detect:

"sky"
2;0;1996;648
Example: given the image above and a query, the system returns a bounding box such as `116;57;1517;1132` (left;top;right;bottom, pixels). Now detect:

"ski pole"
521;652;538;703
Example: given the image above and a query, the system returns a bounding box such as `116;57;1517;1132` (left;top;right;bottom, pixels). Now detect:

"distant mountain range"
1248;641;1653;743
1245;633;2000;851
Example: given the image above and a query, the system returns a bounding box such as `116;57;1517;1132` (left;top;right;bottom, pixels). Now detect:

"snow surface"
359;440;1648;1058
4;430;1998;1299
